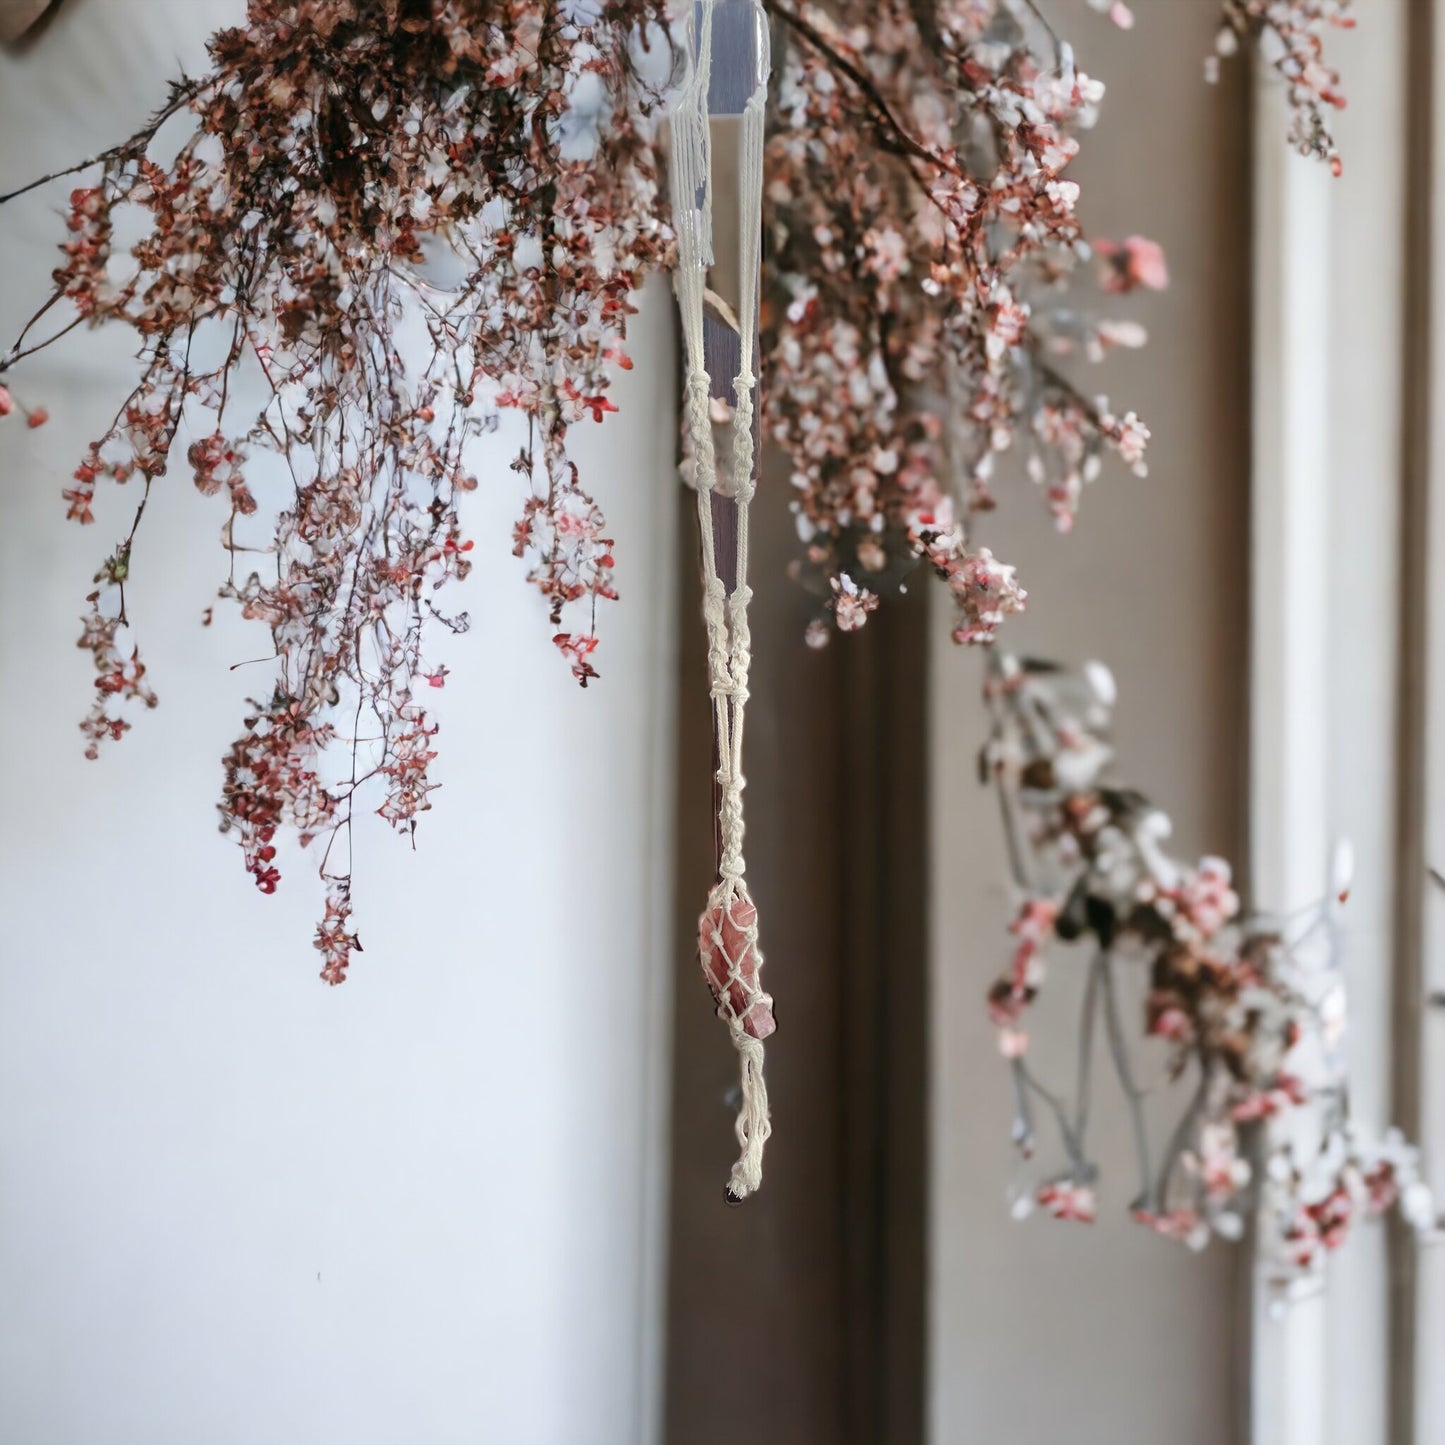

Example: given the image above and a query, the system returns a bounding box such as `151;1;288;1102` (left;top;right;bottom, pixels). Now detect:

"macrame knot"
725;585;753;649
724;662;750;711
702;578;733;692
725;1033;771;1203
732;453;757;506
685;367;711;407
685;370;713;438
717;790;746;876
731;390;755;440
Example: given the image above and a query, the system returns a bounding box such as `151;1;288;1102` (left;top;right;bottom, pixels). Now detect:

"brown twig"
763;0;965;177
0;77;207;206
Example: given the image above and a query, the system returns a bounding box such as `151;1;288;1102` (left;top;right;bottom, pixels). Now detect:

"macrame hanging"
0;0;1359;1214
669;0;775;1203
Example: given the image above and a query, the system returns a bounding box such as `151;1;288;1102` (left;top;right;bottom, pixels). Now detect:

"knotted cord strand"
670;0;775;1202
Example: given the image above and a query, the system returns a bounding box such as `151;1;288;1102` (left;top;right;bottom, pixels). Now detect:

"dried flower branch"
981;655;1433;1293
1209;0;1352;173
0;0;675;980
0;0;1362;1004
761;0;1158;649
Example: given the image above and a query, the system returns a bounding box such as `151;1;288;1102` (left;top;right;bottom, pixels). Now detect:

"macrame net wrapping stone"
698;889;776;1041
698;881;774;1204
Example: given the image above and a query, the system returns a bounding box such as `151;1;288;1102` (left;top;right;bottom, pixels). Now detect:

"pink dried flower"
1213;1;1352;173
830;572;880;632
1037;1180;1096;1223
1094;235;1169;294
315;882;362;987
1134;1208;1208;1249
983;655;1428;1277
763;0;1150;646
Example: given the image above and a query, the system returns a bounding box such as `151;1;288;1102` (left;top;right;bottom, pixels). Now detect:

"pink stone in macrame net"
698;895;775;1041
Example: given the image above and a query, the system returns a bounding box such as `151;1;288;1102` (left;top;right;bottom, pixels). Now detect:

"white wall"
0;5;677;1443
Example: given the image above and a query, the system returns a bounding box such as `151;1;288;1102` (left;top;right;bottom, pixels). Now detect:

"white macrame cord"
669;0;775;1203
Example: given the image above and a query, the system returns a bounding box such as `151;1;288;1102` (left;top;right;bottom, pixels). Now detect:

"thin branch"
1072;952;1102;1148
0;77;207;206
1155;1066;1209;1207
1017;1059;1089;1177
763;0;966;176
1100;950;1155;1209
0;313;87;373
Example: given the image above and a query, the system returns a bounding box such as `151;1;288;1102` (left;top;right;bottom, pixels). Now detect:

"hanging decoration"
669;0;775;1201
0;0;1354;1199
981;655;1433;1294
1209;0;1353;175
0;0;677;983
758;0;1352;651
761;0;1144;651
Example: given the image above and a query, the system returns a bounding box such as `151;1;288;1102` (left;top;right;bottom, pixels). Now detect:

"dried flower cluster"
0;0;1353;995
762;0;1159;649
760;0;1350;650
981;656;1432;1287
1209;0;1352;174
1;0;674;978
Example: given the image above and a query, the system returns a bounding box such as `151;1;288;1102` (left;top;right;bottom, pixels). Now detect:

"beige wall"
927;5;1252;1441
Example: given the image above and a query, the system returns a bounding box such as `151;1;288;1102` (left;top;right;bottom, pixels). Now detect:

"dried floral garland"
981;655;1432;1292
761;0;1145;650
0;0;675;982
1090;0;1354;173
1209;0;1353;175
0;0;1349;961
0;0;1353;1203
759;0;1351;652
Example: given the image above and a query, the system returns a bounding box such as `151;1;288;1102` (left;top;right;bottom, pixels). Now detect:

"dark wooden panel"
662;450;928;1444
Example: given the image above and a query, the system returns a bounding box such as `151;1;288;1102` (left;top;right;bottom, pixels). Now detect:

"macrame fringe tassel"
727;1033;771;1203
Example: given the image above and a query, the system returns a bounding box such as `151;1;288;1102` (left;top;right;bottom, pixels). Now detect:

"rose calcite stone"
698;897;775;1041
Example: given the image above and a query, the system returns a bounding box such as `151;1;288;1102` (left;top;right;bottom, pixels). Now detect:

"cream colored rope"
669;0;774;1202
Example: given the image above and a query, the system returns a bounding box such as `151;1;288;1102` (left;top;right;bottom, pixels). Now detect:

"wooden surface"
0;0;49;44
663;454;929;1444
